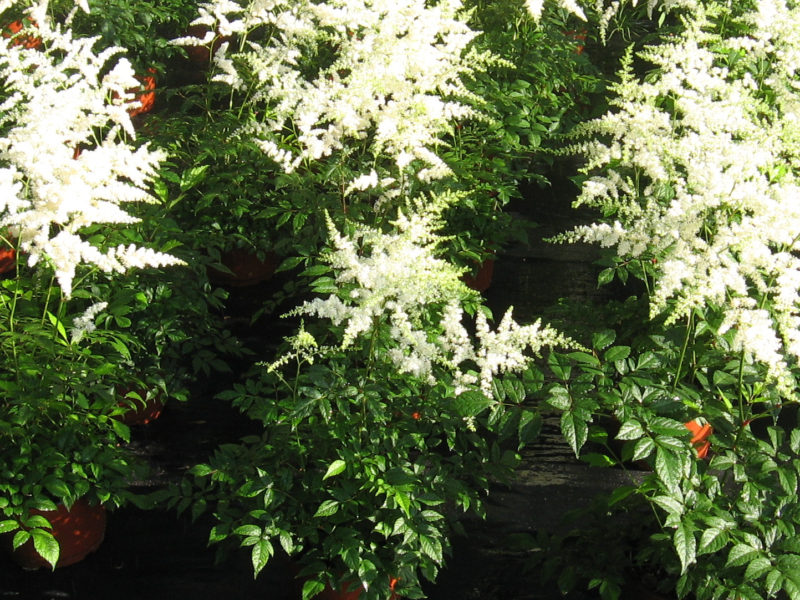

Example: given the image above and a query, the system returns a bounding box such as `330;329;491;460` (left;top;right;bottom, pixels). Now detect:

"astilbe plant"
532;2;800;599
0;0;182;296
174;0;492;191
559;1;800;397
178;202;570;599
0;0;183;568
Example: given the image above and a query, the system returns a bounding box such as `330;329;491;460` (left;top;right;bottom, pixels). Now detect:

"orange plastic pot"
208;249;279;287
10;498;106;570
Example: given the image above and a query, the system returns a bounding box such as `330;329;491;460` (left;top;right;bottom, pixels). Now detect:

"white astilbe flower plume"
176;0;487;186
287;206;571;399
70;301;107;344
0;2;182;295
558;2;800;396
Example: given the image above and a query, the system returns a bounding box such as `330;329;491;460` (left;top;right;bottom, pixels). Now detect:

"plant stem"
672;312;694;393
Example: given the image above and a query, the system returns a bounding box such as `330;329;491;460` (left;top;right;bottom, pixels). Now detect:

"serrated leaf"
766;569;784;596
302;579;325;600
597;267;615;287
674;523;696;573
652;495;684;517
313;499;339;518
251;538;273;576
323;459;346;480
234;524;262;538
518;410;542;446
454;391;492;417
698;527;728;555
31;529;60;568
632;436;655;461
656;446;681;494
726;544;760;568
592;330;616;351
419;535;443;563
745;556;772;581
0;520;18;534
616;420;645;441
561;410;589;457
604;346;631;362
547;385;571;411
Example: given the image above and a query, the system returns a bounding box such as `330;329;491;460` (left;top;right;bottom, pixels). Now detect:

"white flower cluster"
561;2;800;395
291;208;569;398
177;0;484;185
0;3;182;295
70;301;108;344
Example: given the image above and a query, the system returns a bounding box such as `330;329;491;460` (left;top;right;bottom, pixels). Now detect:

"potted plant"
0;1;182;569
0;274;149;568
173;204;571;598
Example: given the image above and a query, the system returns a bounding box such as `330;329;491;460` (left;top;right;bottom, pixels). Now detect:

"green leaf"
674;523;696;574
234;524;262;538
313;499;339;518
745;556;772;581
699;527;728;555
561;410;589;457
655;446;681;494
518;410;542;446
453;391;492;417
179;165;209;191
632;437;655;461
302;579;325;600
592;330;616;351
597;267;614;287
251;538;273;576
46;311;68;343
0;520;19;534
603;346;631;362
31;529;60;568
323;459;346;480
616;420;645;441
652;495;684;517
581;453;616;467
111;419;130;444
778;554;800;584
766;569;783;596
419;535;443;563
726;544;760;568
547;385;571;411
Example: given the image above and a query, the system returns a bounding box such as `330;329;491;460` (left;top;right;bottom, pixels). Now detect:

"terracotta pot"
116;388;165;426
320;577;399;600
2;18;41;49
183;24;231;66
10;498;106;570
0;246;15;274
462;257;495;293
127;69;156;117
208;249;279;287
